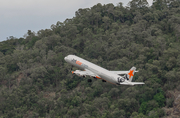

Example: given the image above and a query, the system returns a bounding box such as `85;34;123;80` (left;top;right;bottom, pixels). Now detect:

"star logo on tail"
128;70;134;78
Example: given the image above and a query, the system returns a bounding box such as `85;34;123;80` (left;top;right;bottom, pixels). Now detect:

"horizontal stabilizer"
120;82;145;86
110;71;138;75
131;82;145;85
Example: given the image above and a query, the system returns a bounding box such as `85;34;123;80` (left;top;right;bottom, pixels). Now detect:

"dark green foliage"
66;77;81;90
139;102;148;114
1;0;180;117
0;36;24;54
153;92;165;107
7;63;19;73
26;36;39;49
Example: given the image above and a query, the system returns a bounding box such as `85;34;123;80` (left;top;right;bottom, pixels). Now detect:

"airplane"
64;55;145;86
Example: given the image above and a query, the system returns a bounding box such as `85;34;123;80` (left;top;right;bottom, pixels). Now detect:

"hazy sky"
0;0;153;42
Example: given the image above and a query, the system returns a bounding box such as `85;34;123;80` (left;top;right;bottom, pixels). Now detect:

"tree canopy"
0;0;180;117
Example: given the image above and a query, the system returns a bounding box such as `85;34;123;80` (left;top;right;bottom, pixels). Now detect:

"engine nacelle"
123;74;128;80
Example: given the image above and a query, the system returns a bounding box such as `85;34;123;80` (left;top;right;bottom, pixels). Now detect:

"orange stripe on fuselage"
76;61;82;65
106;80;117;85
96;76;102;79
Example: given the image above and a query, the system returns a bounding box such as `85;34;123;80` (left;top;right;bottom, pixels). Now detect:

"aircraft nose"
64;56;68;61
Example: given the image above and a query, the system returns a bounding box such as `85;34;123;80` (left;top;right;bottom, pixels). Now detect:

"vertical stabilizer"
127;67;136;82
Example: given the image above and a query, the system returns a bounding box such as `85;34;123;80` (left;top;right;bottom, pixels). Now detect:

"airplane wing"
72;69;97;77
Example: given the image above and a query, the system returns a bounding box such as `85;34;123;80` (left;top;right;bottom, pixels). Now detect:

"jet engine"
123;74;128;80
117;77;125;82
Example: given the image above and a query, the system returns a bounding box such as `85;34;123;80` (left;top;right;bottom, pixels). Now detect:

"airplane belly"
99;73;116;84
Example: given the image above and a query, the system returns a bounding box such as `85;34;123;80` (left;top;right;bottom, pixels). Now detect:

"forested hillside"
1;0;180;117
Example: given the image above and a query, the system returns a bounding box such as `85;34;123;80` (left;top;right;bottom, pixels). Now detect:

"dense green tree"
1;0;180;117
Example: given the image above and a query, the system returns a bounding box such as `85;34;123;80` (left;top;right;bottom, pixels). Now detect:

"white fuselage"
64;55;122;85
